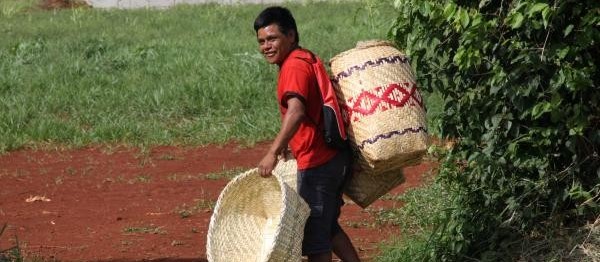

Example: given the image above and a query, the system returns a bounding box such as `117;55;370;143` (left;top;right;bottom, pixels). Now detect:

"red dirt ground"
0;142;434;262
39;0;90;10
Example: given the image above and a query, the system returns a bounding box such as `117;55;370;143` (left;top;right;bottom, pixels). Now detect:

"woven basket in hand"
207;159;309;262
330;40;429;171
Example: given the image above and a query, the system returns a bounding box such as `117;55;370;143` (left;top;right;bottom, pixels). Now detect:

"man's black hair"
253;6;299;44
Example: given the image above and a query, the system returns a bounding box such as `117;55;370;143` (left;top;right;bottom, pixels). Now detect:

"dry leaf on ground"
25;195;51;203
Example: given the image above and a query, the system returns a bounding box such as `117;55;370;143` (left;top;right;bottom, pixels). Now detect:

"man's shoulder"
277;49;318;90
283;48;317;68
291;48;316;62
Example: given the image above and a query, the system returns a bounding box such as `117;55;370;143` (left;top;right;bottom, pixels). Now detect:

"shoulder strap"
302;51;348;141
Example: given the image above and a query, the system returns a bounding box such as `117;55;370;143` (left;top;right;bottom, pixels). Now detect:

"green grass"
204;166;247;180
374;172;450;262
0;223;24;262
0;0;400;152
1;0;38;18
122;224;166;234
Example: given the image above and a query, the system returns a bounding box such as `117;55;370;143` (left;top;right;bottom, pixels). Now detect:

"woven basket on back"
330;40;429;208
341;150;408;208
330;40;429;171
207;159;309;262
344;165;405;208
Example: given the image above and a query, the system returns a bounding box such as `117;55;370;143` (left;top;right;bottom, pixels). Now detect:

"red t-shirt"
277;48;337;170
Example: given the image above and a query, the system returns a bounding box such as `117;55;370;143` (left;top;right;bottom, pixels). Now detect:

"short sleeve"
277;61;313;108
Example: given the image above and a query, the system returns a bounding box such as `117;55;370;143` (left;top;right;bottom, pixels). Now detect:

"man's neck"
277;45;301;67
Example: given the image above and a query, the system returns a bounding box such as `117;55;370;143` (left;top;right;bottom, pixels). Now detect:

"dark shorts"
297;150;351;255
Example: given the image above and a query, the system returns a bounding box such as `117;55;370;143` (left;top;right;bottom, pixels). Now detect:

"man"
254;6;360;262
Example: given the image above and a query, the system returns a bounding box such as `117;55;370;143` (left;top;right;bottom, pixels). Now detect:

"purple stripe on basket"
333;55;410;82
358;126;427;149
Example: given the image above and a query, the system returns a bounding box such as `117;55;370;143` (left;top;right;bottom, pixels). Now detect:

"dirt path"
0;143;434;261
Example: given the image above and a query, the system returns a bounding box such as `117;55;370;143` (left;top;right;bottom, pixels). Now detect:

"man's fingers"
259;168;273;178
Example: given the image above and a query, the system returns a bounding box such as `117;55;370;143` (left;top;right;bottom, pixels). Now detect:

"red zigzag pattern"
342;82;424;122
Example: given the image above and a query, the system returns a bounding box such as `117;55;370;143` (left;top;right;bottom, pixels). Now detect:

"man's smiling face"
256;24;296;65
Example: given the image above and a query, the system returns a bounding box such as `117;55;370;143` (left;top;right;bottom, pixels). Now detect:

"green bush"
390;0;599;260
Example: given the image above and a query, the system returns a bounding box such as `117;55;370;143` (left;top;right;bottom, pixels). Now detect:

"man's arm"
258;97;305;177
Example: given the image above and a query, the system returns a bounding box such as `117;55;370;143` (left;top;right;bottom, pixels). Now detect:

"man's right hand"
280;147;292;161
258;152;278;177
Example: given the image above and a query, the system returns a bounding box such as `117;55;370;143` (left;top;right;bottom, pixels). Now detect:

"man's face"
257;24;296;65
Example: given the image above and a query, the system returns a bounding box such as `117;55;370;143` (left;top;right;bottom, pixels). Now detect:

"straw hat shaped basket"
207;159;309;262
330;40;429;171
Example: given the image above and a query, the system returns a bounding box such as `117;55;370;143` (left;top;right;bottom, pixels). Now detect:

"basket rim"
206;165;300;261
330;39;398;64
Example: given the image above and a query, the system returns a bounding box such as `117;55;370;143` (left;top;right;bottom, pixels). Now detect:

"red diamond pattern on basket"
342;82;423;122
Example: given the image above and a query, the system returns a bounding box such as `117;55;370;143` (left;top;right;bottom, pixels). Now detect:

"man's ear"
286;30;297;41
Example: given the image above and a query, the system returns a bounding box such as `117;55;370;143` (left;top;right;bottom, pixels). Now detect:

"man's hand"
258;152;278;177
281;147;292;161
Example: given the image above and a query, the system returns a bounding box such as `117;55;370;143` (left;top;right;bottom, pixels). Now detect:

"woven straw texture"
344;166;405;208
330;40;429;171
342;148;417;208
273;158;299;192
207;159;309;262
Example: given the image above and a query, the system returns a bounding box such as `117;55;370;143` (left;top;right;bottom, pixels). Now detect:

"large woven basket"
330;40;429;171
207;159;309;262
344;153;406;208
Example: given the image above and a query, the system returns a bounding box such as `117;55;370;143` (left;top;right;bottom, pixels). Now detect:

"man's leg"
306;231;360;262
307;252;332;262
332;230;360;262
300;150;358;262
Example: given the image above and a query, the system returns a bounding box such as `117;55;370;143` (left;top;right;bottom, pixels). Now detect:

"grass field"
0;0;423;152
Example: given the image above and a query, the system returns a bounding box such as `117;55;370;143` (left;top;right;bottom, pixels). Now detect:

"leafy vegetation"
0;1;399;152
382;0;599;260
0;223;22;262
